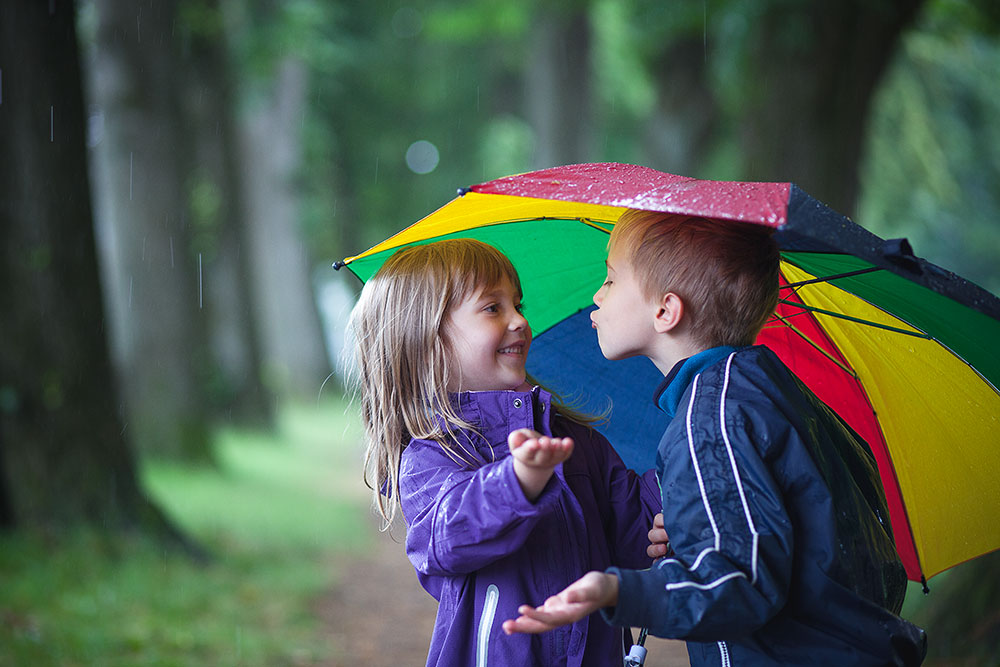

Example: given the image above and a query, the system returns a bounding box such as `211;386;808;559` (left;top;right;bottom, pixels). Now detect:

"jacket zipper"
477;584;500;667
717;640;731;667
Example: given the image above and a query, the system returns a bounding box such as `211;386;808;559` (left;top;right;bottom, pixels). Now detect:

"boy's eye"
483;304;498;313
515;303;525;314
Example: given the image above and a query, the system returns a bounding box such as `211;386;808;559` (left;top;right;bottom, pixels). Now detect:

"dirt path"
317;519;690;666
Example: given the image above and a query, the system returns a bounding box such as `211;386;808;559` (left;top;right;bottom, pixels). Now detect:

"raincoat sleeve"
602;393;793;640
399;439;562;577
570;421;661;570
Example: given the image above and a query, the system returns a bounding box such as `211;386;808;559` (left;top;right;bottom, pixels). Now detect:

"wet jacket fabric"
603;345;927;666
399;386;661;667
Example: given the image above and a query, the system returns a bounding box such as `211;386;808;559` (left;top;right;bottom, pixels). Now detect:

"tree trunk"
643;35;720;176
240;58;332;398
0;1;178;535
180;0;275;425
88;0;213;459
525;7;594;168
738;0;925;215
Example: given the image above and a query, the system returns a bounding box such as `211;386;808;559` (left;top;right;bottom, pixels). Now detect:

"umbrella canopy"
337;162;1000;587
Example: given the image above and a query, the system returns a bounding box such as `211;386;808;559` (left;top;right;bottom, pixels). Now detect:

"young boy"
503;210;927;666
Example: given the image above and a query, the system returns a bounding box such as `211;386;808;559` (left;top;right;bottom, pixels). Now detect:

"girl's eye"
603;280;613;287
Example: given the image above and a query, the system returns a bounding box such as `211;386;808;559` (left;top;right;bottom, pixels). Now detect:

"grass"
0;396;371;666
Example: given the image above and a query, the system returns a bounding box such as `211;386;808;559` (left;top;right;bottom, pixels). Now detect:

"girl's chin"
512;379;532;392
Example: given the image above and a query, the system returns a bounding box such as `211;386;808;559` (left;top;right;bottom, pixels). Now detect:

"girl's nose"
593;286;604;307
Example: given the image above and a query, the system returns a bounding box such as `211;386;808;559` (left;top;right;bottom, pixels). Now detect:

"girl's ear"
653;292;683;333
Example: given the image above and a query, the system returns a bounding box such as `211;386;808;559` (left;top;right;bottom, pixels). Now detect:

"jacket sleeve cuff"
600;566;661;630
496;455;560;513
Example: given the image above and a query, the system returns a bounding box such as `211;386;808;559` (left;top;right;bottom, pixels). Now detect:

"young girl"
347;238;661;667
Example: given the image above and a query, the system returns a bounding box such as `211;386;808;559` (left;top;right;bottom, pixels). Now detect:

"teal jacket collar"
653;346;738;419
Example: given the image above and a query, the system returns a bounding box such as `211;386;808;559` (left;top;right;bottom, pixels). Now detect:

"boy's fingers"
648;526;669;542
647;543;669;558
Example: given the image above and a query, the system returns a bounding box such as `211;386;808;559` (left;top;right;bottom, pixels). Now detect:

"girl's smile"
498;342;526;355
443;277;532;392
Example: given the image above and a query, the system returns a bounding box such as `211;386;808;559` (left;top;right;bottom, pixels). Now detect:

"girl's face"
443;276;532;392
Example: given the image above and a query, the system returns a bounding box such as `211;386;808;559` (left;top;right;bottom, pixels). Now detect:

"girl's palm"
508;429;574;469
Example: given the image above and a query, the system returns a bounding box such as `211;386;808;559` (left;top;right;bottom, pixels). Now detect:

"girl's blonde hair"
345;239;523;528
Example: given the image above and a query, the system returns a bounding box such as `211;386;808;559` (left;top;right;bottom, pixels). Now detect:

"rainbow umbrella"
336;162;1000;588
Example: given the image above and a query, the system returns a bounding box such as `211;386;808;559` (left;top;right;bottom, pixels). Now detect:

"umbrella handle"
624;640;648;666
624;552;667;665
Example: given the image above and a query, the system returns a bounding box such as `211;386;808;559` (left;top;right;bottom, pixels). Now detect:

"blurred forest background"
1;0;999;664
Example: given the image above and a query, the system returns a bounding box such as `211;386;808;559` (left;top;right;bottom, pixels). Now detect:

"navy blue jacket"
603;345;927;666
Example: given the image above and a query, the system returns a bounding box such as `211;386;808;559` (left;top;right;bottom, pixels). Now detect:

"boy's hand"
507;429;574;502
647;512;672;558
508;428;574;468
502;571;619;635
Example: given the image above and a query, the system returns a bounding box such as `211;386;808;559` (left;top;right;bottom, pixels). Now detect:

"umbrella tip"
882;238;921;274
457;186;471;196
921;576;929;595
333;260;346;271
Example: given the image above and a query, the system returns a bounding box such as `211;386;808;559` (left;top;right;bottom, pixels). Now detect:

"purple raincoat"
399;386;661;667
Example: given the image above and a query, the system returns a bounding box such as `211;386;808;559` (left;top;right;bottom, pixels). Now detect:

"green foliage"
422;0;531;43
900;552;1000;663
0;399;369;665
860;0;1000;293
591;0;656;148
0;531;335;665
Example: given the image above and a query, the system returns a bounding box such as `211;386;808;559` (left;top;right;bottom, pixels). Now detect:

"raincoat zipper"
717;640;731;667
476;584;500;667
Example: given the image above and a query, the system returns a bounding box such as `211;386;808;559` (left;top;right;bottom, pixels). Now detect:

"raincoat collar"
448;385;554;445
654;346;737;419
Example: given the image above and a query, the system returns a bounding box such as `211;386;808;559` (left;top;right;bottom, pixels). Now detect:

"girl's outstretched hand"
502;571;619;635
507;428;574;468
507;429;574;501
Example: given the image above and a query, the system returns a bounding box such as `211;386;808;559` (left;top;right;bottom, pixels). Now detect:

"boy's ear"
653;292;684;333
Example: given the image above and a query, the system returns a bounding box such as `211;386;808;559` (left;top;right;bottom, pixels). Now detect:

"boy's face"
443;276;532;392
591;244;658;362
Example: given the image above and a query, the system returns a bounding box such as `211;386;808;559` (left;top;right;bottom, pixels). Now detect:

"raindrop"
703;0;708;63
87;110;104;148
406;140;440;174
198;252;203;309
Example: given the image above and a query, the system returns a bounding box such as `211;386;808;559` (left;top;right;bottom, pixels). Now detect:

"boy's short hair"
610;209;780;348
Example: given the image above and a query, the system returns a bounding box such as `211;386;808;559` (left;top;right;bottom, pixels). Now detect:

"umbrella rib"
577;217;614;233
766;314;859;379
780;267;882;289
776;300;934;340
